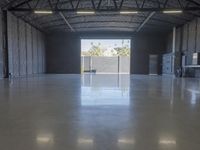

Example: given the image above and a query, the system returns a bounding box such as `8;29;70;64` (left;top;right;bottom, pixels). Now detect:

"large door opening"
81;39;131;74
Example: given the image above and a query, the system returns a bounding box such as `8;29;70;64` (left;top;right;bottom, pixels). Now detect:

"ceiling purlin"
37;12;178;27
41;19;173;30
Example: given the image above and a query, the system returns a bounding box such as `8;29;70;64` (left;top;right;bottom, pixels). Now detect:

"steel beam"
185;0;200;6
136;11;156;32
6;0;200;13
119;0;124;9
46;25;138;30
5;0;200;12
1;0;19;9
59;12;75;32
9;0;33;9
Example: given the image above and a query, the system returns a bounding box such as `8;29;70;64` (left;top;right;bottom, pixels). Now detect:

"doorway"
81;39;131;74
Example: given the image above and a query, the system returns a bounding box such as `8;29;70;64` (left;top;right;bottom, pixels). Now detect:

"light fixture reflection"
187;89;200;94
78;138;93;144
81;87;130;106
159;140;176;144
36;134;54;144
187;89;200;105
118;138;135;144
159;137;176;145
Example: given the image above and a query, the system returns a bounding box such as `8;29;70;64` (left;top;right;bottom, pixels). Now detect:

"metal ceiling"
1;0;200;33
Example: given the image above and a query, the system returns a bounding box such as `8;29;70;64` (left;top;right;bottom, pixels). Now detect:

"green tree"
87;43;104;56
81;43;103;56
114;45;130;56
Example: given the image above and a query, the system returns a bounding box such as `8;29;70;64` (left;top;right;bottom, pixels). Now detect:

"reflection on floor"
0;74;200;150
81;74;130;106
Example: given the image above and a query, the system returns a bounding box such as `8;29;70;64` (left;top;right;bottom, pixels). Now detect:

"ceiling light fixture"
34;10;53;14
77;10;95;15
163;10;183;14
120;11;138;14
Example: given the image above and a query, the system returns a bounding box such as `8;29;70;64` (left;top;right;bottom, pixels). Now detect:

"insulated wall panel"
166;33;172;52
182;24;188;52
32;28;38;74
38;32;42;73
7;12;13;76
19;19;26;76
46;33;80;74
175;27;182;52
196;18;200;52
42;35;45;73
188;19;196;52
7;13;45;78
12;16;19;77
26;23;33;75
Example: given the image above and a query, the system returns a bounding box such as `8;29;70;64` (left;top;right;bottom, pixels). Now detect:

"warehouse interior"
0;0;200;150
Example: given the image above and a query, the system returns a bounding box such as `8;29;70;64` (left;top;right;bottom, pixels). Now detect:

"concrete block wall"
81;56;90;71
82;56;130;73
7;12;46;77
92;56;118;73
119;56;130;73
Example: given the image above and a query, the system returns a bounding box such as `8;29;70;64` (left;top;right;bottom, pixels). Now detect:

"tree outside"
83;42;104;56
114;45;130;56
81;40;130;57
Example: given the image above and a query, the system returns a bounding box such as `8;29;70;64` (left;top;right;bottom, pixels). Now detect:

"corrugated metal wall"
196;18;200;52
26;23;33;75
165;17;200;77
178;18;200;53
179;18;199;66
81;56;130;73
7;12;45;77
182;24;188;52
166;17;200;55
188;20;196;52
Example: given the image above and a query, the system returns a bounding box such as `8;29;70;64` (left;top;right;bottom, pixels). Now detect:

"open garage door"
81;39;131;74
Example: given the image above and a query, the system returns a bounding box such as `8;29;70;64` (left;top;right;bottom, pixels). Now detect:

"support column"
90;56;92;72
172;27;176;75
118;56;120;73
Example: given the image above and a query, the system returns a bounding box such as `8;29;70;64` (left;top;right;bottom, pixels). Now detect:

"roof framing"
1;0;200;33
6;0;200;12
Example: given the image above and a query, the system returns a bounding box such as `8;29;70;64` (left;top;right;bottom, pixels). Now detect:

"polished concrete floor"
0;74;200;150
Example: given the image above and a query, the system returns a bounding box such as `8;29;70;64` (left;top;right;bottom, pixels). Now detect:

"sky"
81;39;131;51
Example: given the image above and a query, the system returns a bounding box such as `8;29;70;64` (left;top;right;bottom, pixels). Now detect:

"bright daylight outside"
81;39;131;74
